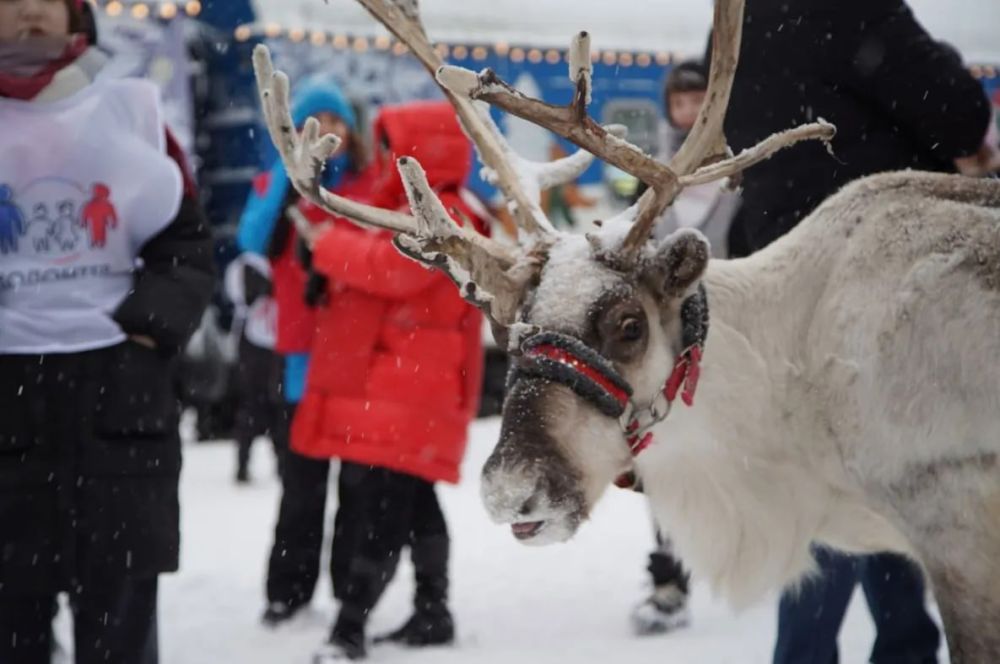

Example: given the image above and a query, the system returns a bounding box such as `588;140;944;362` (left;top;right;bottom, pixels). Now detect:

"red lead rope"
664;345;702;407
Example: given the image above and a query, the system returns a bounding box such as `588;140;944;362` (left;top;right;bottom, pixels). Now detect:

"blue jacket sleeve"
236;161;290;256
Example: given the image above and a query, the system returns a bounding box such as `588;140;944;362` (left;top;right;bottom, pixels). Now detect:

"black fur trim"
522;332;632;395
506;285;707;421
680;283;709;351
512;331;632;418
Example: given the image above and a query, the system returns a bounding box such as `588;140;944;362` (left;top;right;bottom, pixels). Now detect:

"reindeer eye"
619;316;644;342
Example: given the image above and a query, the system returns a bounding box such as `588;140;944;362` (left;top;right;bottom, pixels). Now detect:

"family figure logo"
0;179;120;256
0;184;24;255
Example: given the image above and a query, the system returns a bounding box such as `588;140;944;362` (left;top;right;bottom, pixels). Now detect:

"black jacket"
0;167;213;595
723;0;991;255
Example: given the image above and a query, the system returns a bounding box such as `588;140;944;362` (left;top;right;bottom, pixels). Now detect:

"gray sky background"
251;0;1000;63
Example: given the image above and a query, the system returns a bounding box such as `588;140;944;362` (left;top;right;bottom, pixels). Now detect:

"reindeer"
253;1;1000;660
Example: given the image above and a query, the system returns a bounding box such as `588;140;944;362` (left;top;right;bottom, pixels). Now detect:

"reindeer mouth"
511;520;546;540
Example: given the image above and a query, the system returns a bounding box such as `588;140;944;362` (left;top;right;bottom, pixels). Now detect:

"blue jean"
773;548;939;664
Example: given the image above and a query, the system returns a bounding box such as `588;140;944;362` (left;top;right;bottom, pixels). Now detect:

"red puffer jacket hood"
368;100;473;209
291;101;486;485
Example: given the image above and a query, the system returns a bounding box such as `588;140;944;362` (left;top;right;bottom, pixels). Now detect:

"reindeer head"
253;0;834;545
482;226;715;543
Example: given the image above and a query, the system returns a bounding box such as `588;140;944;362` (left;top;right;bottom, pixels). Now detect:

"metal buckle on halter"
617;401;636;433
619;383;673;437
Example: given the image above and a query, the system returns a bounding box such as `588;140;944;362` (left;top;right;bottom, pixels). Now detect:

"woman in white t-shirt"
0;2;213;662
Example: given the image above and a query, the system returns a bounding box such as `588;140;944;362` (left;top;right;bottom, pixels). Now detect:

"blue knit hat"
291;75;357;131
237;75;357;258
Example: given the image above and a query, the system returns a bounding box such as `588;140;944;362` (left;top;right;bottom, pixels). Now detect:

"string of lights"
232;23;676;68
83;0;998;78
87;0;202;20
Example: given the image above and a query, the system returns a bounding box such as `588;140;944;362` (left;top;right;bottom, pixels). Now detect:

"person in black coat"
723;0;992;257
0;2;213;662
718;2;992;663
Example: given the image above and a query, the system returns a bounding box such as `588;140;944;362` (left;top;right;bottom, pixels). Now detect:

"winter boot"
375;534;455;647
630;582;690;636
374;602;454;646
261;601;306;628
314;611;367;661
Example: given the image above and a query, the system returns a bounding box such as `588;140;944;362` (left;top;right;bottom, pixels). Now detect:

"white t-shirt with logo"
0;78;183;354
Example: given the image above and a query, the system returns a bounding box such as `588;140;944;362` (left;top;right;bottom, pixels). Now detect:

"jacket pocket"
94;341;178;439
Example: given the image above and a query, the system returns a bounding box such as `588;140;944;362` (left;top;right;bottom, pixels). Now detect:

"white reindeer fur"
514;171;1000;614
635;172;1000;608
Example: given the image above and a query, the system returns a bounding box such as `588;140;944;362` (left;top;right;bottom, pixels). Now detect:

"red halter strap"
524;344;631;412
514;280;710;493
516;331;633;419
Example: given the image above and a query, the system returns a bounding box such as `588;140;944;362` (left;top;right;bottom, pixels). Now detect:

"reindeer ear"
642;229;710;300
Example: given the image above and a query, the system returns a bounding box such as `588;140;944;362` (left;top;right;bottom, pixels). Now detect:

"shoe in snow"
630;583;690;636
261;601;305;627
373;607;454;647
235;467;250;484
314;623;367;661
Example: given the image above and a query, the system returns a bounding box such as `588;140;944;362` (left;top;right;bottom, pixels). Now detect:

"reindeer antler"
353;0;602;242
252;0;626;326
437;0;836;260
254;0;838;332
252;45;538;325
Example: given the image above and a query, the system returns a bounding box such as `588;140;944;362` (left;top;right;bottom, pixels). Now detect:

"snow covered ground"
156;417;946;664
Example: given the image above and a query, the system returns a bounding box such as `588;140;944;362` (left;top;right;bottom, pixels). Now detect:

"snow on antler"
569;31;592;108
440;94;596;209
396;157;462;241
436;63;677;200
393;156;540;326
252;46;414;235
254;0;837;332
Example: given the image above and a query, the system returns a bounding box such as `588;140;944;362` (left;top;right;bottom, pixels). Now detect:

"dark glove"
243;264;272;306
304;269;329;308
295;235;314;271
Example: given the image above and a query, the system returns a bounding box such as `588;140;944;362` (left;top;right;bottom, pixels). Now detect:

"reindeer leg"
886;455;1000;663
926;562;1000;664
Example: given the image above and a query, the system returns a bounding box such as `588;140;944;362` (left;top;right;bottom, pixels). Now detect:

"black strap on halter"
513;331;633;418
680;283;710;357
507;284;709;420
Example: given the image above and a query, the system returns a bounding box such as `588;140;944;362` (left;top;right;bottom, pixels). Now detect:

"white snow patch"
528;234;625;332
569;31;593;105
142;419;942;663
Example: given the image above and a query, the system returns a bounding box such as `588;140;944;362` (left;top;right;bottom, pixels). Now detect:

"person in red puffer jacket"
295;101;487;661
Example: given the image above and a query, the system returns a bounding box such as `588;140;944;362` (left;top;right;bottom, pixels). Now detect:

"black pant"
0;577;159;664
266;451;449;613
234;340;286;476
265;449;392;606
335;463;449;628
266;442;332;608
648;530;690;594
773;547;940;664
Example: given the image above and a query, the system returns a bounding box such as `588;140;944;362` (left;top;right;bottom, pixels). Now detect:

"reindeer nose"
480;461;541;524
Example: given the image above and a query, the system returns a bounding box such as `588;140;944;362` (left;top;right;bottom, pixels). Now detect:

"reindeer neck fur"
635;220;911;608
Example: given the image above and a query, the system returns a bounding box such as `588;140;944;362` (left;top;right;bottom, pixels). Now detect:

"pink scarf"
0;34;89;100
